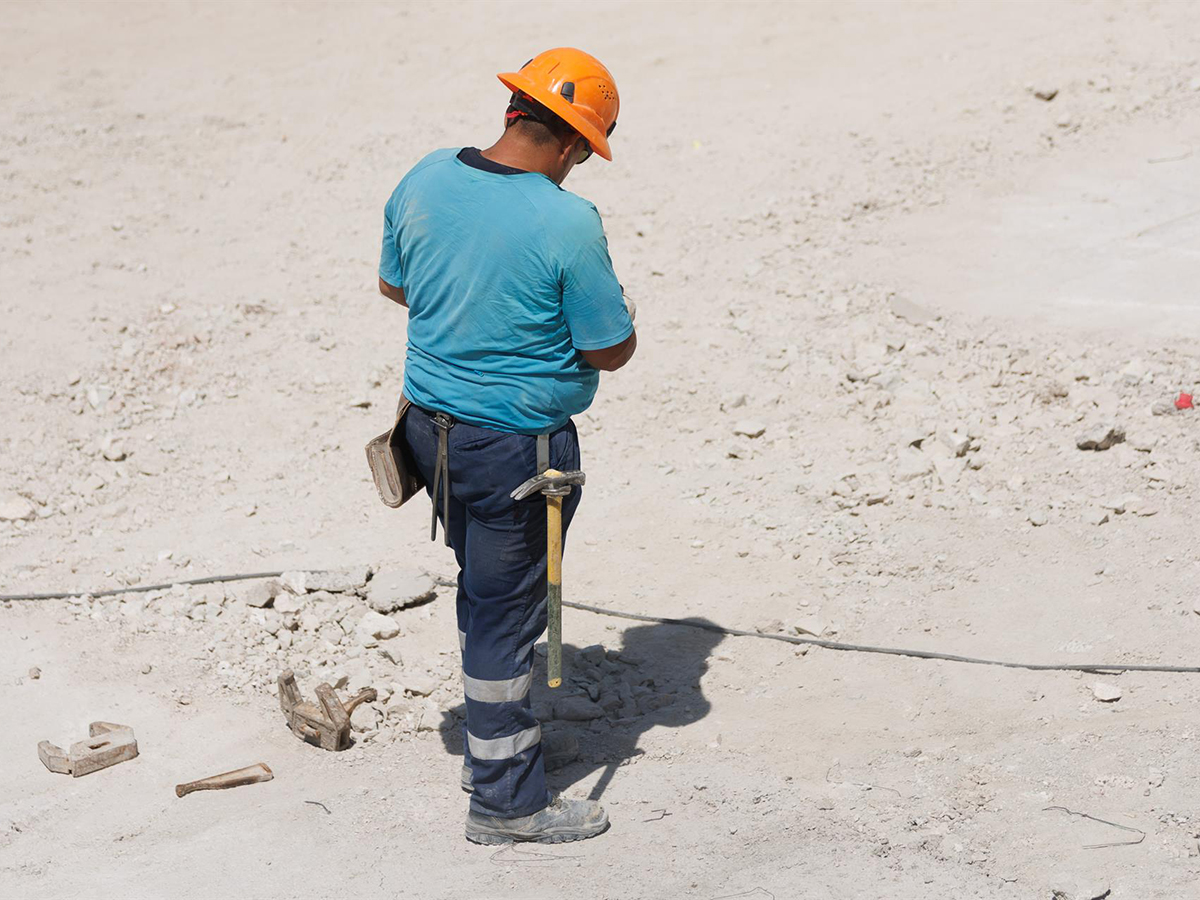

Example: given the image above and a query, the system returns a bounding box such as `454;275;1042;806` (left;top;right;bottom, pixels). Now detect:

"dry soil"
3;2;1200;899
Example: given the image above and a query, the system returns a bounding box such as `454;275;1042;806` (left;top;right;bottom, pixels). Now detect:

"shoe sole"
465;818;610;846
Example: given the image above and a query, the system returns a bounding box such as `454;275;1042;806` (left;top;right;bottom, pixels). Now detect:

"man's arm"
379;277;407;307
580;329;636;372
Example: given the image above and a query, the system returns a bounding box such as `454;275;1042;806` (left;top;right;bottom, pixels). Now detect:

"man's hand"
580;330;636;372
379;277;407;307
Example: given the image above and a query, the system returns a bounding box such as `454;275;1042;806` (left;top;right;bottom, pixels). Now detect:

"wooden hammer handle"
175;762;274;798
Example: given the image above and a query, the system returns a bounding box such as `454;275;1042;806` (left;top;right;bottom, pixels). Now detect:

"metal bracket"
278;669;376;751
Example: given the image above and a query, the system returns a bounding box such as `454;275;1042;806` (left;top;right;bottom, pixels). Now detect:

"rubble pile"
58;566;676;748
62;565;453;740
535;643;665;726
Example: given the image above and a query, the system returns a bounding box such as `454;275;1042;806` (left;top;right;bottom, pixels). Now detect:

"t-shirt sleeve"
379;199;404;287
560;210;634;351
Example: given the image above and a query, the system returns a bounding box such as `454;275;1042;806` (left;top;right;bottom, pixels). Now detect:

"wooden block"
38;740;71;774
67;722;138;777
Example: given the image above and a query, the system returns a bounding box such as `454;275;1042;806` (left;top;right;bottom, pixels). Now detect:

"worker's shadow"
438;618;724;802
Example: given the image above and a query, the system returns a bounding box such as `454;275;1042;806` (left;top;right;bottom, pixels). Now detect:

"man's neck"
481;133;563;184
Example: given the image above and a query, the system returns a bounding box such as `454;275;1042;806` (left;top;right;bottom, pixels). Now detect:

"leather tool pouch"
365;396;425;508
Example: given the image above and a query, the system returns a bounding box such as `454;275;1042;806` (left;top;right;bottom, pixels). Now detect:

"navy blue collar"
457;147;527;176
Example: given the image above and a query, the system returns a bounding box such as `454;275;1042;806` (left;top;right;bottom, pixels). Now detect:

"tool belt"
370;398;553;546
428;410;455;546
426;412;553;547
364;396;425;509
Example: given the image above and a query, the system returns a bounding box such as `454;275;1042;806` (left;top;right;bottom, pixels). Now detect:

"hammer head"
511;468;586;500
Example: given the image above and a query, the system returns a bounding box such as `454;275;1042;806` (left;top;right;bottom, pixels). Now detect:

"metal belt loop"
430;412;455;545
536;433;550;476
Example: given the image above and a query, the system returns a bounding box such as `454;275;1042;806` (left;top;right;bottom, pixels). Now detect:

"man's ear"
560;136;580;164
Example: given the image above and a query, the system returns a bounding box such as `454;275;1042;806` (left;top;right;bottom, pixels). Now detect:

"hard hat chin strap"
504;90;614;163
505;91;548;126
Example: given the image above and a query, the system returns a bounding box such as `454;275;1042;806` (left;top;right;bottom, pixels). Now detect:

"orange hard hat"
498;48;619;161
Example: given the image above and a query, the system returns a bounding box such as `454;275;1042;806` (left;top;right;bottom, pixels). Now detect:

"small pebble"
1092;682;1122;703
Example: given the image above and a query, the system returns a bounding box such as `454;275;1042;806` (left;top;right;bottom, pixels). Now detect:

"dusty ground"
3;1;1200;898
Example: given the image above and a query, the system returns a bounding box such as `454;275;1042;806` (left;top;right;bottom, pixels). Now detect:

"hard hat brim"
497;72;613;161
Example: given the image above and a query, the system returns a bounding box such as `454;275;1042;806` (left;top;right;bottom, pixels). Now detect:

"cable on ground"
0;571;285;602
3;570;1197;675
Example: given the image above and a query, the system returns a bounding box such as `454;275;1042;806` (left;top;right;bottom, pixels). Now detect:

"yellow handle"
545;470;564;689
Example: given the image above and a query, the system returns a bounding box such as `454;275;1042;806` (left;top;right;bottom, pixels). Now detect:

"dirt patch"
3;2;1200;897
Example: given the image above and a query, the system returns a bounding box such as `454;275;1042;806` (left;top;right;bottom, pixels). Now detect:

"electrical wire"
0;571;285;602
3;570;1197;675
561;600;1200;675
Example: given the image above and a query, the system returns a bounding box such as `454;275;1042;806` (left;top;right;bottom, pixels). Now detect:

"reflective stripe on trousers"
404;404;582;818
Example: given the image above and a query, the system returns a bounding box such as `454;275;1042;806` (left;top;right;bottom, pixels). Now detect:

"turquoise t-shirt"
379;148;634;434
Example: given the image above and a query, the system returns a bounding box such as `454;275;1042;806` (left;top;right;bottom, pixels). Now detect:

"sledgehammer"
511;468;585;688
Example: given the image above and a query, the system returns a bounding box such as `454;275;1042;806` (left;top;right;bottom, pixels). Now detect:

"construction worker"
377;49;635;844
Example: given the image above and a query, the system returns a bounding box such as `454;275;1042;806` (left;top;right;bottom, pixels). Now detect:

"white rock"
1028;509;1049;527
932;456;962;487
262;610;282;635
400;674;439;697
376;637;404;665
1092;682;1122;702
732;421;766;439
86;384;113;410
350;701;382;732
100;436;127;461
554;695;604;721
346;666;377;693
80;472;106;493
237;579;280;608
280;570;308;594
1084;508;1110;527
366;569;436;613
895;449;933;482
306;566;372;593
793;614;827;637
1050;877;1111;900
413;697;444;731
356;610;401;644
187;603;213;621
273;592;306;615
0;494;37;521
575;644;606;667
1119;360;1145;384
889;296;935;324
938;430;970;457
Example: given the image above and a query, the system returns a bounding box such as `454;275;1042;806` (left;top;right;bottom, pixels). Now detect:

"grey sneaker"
460;731;579;792
465;796;609;845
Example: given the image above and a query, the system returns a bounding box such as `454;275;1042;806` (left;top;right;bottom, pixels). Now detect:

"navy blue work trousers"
403;404;581;818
